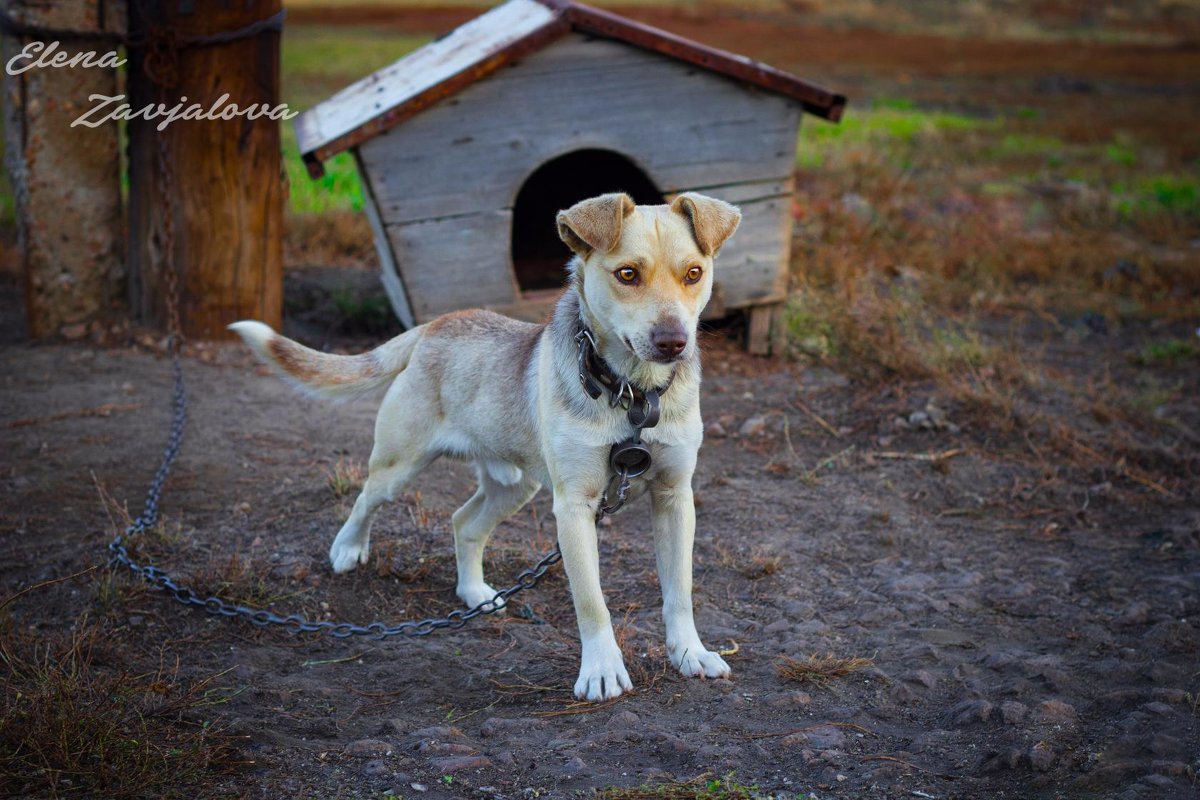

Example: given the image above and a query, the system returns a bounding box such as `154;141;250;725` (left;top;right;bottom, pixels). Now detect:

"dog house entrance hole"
512;149;663;293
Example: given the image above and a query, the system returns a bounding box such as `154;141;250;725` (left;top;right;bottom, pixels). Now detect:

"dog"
231;191;741;700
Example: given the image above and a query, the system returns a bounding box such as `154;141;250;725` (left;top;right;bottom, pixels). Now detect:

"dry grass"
0;617;241;798
284;211;376;268
786;91;1199;497
776;653;875;687
325;454;366;498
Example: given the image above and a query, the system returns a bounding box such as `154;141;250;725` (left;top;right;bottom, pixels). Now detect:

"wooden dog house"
295;0;845;352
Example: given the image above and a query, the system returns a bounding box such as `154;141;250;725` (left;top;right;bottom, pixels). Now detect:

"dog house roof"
295;0;846;178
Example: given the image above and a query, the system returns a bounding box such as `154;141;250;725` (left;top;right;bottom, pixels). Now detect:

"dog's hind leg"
451;467;540;610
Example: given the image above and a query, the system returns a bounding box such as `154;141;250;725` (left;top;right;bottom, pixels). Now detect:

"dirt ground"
4;3;1200;797
2;259;1197;800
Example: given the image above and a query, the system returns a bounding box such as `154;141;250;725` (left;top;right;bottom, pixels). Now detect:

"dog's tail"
228;321;423;399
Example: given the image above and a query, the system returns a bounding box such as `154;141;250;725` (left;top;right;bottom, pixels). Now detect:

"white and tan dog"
231;191;740;700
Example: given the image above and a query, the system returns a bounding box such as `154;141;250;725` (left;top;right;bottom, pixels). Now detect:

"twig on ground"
803;445;856;482
7;402;142;429
728;721;876;740
862;754;959;779
0;565;99;612
534;697;625;717
875;448;965;462
792;398;842;438
446;698;501;724
301;651;368;668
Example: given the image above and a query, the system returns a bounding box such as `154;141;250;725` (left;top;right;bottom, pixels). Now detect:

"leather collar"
574;321;674;429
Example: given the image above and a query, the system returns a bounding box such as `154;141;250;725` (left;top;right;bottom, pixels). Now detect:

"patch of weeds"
1135;338;1200;366
325;455;365;499
284;210;376;267
597;772;765;800
742;553;784;580
1113;174;1200;221
927;323;992;369
0;617;240;798
190;553;299;608
777;654;874;688
784;295;840;359
285;149;365;215
1125;383;1179;420
1104;137;1139;167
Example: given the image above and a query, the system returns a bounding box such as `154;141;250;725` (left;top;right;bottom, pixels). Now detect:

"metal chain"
155;133;182;347
597;467;631;519
104;351;564;639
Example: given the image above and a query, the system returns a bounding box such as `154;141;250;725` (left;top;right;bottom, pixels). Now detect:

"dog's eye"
684;265;703;285
614;266;639;285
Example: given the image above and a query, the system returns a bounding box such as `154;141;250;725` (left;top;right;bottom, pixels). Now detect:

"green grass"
1111;174;1200;222
1135;338;1200;366
796;94;1200;242
798;99;992;168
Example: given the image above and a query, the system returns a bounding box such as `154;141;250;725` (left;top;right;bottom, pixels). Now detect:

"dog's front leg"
651;464;731;681
554;493;632;701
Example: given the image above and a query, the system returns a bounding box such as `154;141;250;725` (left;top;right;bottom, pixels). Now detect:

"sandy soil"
2;269;1197;799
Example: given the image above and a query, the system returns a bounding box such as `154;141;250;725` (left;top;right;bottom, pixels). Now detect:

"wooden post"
126;0;283;339
1;0;126;338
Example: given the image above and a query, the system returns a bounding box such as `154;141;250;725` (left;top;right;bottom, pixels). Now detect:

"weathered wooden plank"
3;0;126;337
295;0;556;160
358;34;800;226
672;176;792;206
377;176;792;325
356;149;414;329
383;210;519;320
696;179;795;311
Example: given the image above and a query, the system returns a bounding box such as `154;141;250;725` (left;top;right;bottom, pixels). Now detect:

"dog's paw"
457;582;506;613
671;644;731;680
574;646;633;701
329;539;369;573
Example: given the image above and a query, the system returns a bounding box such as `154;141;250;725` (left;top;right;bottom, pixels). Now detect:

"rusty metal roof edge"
549;0;846;120
299;0;846;171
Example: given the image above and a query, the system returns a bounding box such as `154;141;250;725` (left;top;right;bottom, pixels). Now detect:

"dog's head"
557;192;741;365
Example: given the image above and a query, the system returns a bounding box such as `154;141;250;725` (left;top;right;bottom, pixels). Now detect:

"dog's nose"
650;324;688;359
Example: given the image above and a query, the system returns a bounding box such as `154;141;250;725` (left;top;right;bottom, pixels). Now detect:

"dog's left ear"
670;193;742;256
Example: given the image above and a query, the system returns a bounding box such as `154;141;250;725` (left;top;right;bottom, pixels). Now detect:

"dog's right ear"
556;193;636;257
